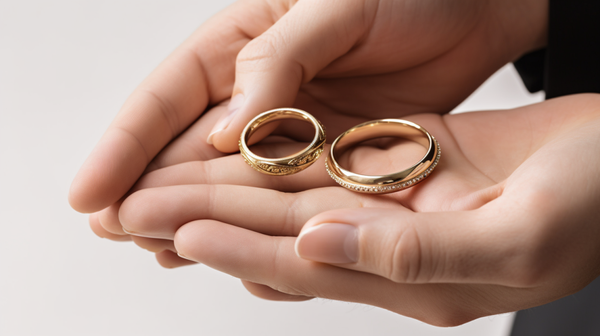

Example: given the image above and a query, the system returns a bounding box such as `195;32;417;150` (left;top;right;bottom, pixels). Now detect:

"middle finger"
118;184;394;240
98;142;337;236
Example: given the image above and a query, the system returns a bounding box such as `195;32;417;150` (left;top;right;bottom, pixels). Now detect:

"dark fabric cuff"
545;0;600;98
513;49;546;94
513;0;600;99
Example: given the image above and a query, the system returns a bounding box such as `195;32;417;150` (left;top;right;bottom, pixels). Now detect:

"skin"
91;95;600;326
69;0;547;212
65;0;600;327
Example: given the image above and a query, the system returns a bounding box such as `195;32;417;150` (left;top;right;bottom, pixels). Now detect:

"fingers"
134;236;199;269
208;0;374;152
89;213;131;242
155;250;197;269
131;236;177;254
241;280;313;302
295;206;550;287
91;212;195;268
136;145;334;192
68;3;247;213
97;144;338;237
69;50;211;213
145;102;228;173
119;184;368;240
174;219;531;326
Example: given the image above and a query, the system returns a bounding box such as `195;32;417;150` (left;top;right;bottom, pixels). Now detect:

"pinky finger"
89;213;131;242
155;250;197;269
241;280;313;302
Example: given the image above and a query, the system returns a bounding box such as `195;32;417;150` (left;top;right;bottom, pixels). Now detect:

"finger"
137;144;335;192
145;102;228;174
174;220;533;326
145;89;373;173
208;0;375;152
102;142;338;238
155;250;197;269
68;2;251;213
97;202;127;235
131;236;177;254
89;212;131;242
118;184;380;240
295;206;543;287
94;104;231;237
241;280;313;302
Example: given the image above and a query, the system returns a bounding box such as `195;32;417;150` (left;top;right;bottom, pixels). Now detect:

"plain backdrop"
0;1;544;335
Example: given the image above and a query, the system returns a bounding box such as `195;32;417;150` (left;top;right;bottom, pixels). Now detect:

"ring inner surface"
245;111;319;161
332;122;433;184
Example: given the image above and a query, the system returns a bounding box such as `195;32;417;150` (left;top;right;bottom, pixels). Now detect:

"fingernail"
121;227;154;238
207;93;245;145
295;224;358;264
177;252;195;261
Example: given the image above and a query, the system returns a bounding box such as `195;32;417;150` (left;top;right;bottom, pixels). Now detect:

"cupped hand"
95;95;600;325
69;0;547;214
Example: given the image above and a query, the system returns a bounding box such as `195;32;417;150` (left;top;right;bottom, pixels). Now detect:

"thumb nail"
295;223;358;264
207;93;245;145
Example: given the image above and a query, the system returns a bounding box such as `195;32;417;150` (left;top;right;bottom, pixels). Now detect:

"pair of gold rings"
239;108;441;194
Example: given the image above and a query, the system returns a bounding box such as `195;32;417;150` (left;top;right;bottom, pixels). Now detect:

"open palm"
68;0;597;327
69;0;546;212
92;94;600;325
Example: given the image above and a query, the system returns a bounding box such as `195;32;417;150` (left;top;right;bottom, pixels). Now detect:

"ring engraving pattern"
239;108;326;176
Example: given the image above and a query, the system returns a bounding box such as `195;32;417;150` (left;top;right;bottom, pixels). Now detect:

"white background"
0;1;543;335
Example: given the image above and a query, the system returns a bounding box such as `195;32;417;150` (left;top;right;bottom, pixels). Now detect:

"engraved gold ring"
325;119;441;193
239;108;326;176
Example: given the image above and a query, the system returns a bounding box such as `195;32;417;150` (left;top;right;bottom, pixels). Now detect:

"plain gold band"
326;119;440;193
239;108;326;176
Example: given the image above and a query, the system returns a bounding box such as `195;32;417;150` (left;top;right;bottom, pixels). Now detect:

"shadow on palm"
253;100;502;216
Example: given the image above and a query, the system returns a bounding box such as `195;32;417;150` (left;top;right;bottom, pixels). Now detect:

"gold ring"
239;108;326;176
325;119;440;193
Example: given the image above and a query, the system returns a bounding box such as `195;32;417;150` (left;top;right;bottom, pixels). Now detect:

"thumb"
295;207;531;286
207;0;371;152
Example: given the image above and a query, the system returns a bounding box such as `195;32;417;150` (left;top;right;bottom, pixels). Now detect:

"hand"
94;94;600;325
69;0;547;214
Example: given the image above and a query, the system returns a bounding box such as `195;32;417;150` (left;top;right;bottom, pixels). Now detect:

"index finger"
68;2;273;213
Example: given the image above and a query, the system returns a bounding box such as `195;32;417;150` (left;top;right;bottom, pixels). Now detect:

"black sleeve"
513;0;600;99
513;49;546;94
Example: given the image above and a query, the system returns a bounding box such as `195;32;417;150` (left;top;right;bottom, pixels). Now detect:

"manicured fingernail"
295;224;358;264
207;93;245;145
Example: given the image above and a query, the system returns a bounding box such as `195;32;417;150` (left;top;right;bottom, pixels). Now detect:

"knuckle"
382;225;428;283
272;268;325;298
266;240;313;297
281;193;304;236
138;89;180;138
236;30;287;71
